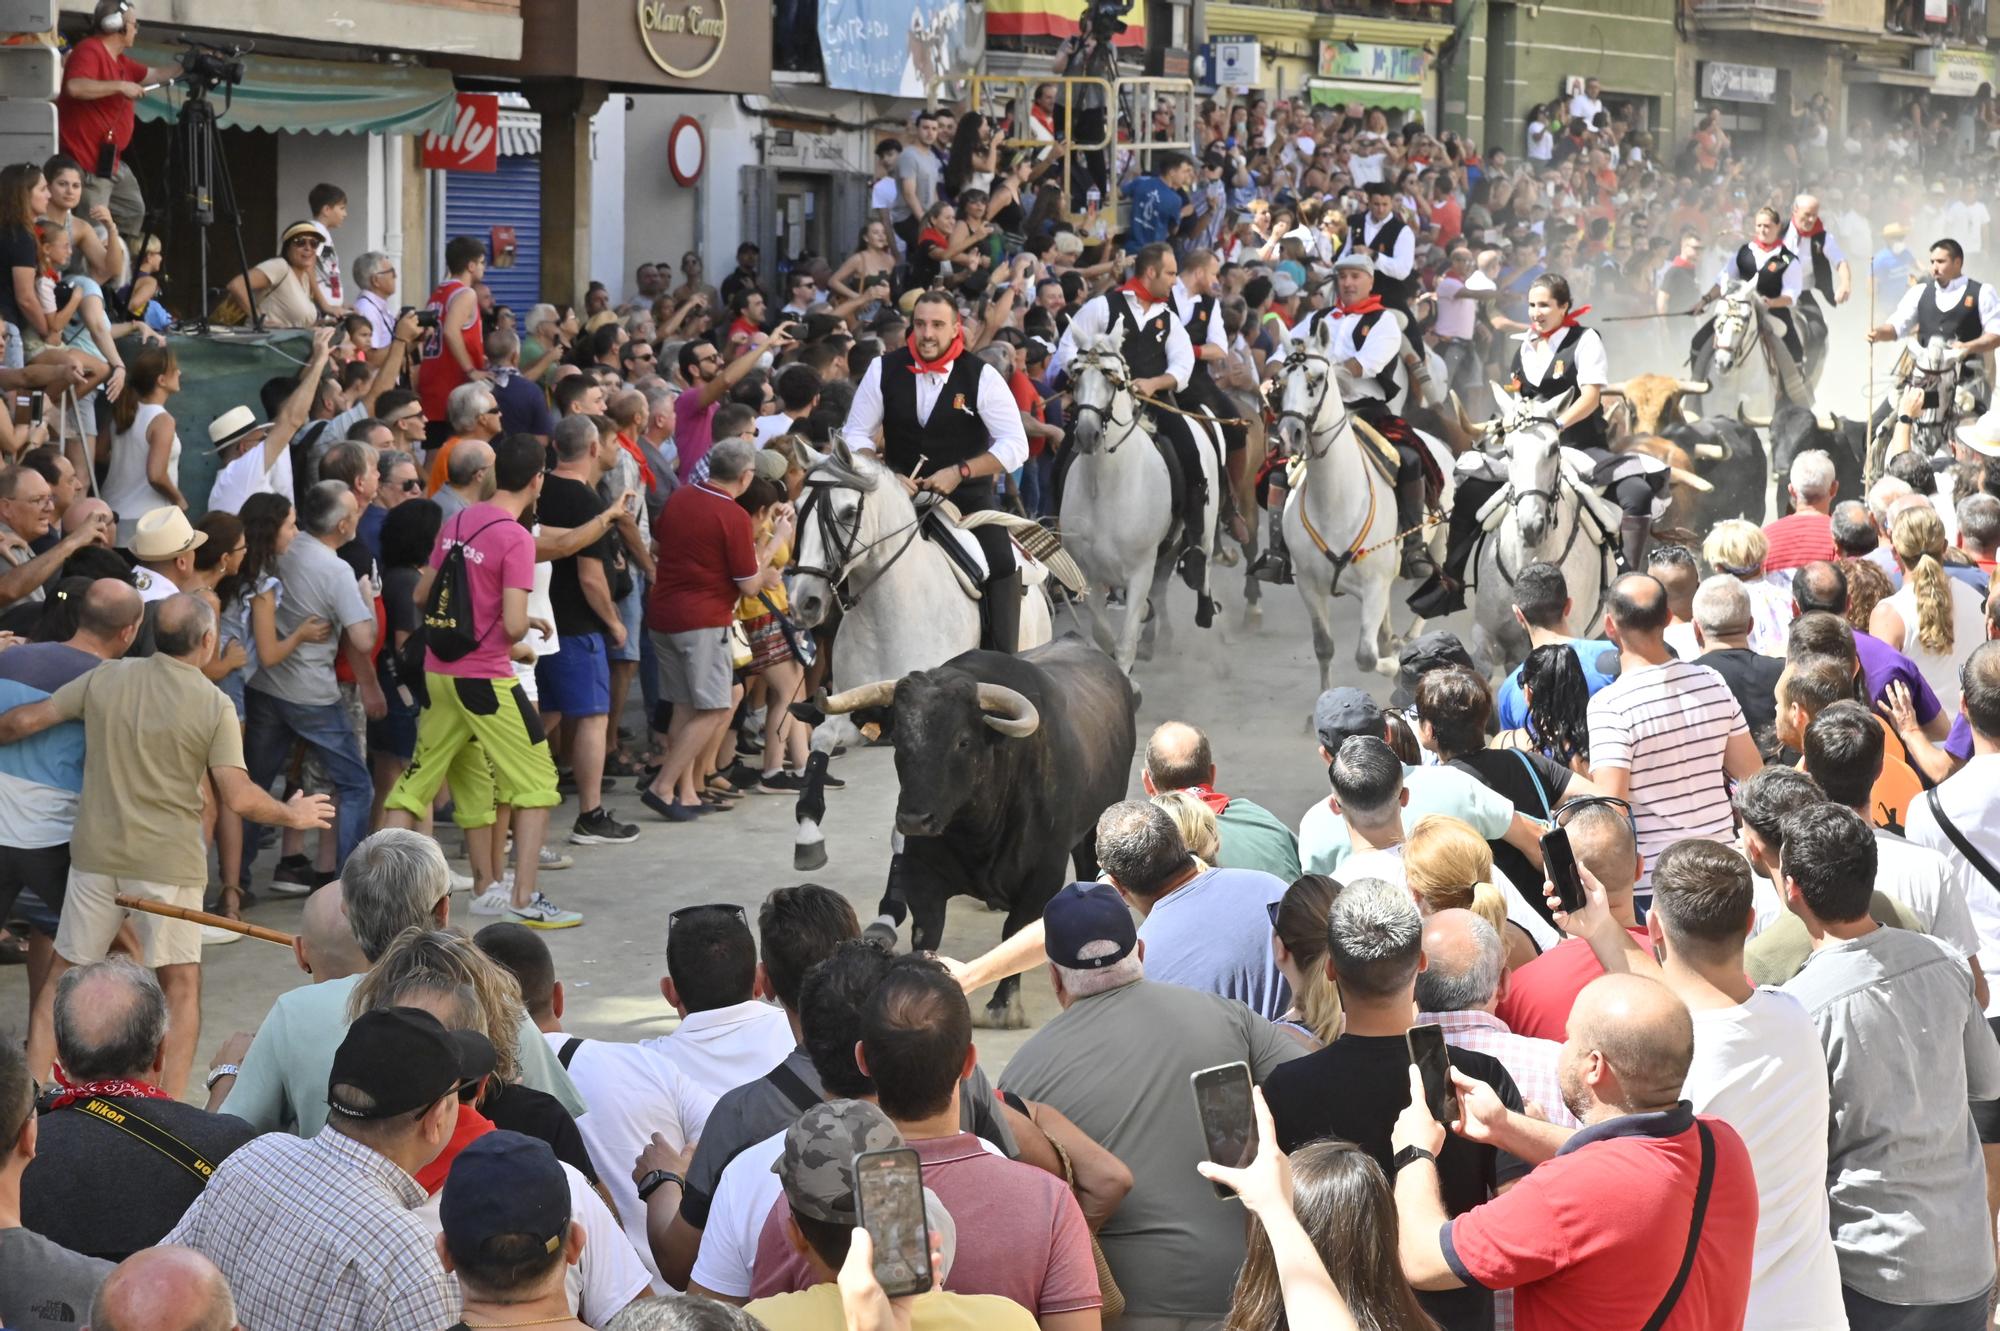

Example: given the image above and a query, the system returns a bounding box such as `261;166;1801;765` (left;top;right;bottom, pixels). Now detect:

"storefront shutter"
446;154;544;313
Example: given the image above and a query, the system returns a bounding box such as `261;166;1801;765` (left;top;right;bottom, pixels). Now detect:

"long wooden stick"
115;894;294;947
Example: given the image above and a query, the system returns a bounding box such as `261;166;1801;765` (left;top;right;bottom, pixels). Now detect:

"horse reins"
793;467;930;612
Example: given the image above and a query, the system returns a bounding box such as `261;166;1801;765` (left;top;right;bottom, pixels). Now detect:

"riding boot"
1251;494;1293;584
1177;480;1210;593
1396;474;1435;581
1618;514;1652;573
984;571;1022;654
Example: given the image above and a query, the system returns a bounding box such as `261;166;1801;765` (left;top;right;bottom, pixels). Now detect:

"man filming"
56;0;174;252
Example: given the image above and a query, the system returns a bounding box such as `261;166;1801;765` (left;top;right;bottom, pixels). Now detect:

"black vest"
1915;279;1987;345
1510;324;1607;451
1794;227;1835;301
1106;291;1176;380
1347;212;1415;307
879;349;993;483
1339;309;1404;404
1183;293;1217;387
1732;243;1795;300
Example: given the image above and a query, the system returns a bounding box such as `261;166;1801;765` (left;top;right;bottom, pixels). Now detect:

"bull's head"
1603;375;1709;437
820;672;1040;838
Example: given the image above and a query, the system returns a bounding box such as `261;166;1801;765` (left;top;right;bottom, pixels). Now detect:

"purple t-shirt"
1856;630;1942;726
674;392;721;484
1948;712;1974;763
425;503;534;680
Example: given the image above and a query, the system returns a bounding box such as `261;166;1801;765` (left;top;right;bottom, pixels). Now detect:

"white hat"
129;506;207;561
207;405;262;453
1270;272;1301;299
1956;411;2000;458
1334;251;1376;274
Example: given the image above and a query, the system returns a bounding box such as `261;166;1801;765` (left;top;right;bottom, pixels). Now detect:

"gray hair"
603;1296;771;1331
341;829;451;962
1095;799;1191;898
375;448;415;481
525;302;558;333
551;413;599;463
297;479;353;538
1051;937;1145;1000
353;250;392;290
1327;878;1423;1000
643;381;677;416
1960;493;2000;555
706;437;757;483
448;381;498;435
319;439;379;491
1412;913;1504;1012
1788;448;1836;501
53;957;167;1081
1692;573;1753;637
447;440;493;489
1867;476;1912;528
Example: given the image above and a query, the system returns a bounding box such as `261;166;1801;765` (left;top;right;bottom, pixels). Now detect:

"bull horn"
1601;378;1629;397
1736;404;1772;428
1693;442;1727;461
976;684;1040;738
1675;379;1710;395
1814;410;1836;431
1669;466;1714;493
821;679;899;715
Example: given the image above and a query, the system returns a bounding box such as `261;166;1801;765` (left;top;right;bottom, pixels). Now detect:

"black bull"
795;638;1138;1026
1765;404;1866;519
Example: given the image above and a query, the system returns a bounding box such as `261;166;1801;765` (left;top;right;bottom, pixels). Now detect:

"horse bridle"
1276;345;1340;460
1494;410;1565;511
791;465;928;612
1069;352;1138;450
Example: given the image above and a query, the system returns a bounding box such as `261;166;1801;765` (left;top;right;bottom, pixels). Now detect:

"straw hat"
129;507;207;560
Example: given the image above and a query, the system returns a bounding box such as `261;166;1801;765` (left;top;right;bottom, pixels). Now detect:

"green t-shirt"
1216;796;1302;883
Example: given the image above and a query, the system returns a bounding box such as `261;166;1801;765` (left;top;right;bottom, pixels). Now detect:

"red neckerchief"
907;331;965;375
1792;216;1823;238
1120;279;1162;306
1334;295;1385;318
1557;304;1591;330
414;1101;497;1195
1669;256;1695;270
616;431;655;491
44;1065;171;1111
1031;105;1056;137
1180;784;1231;815
918;227;950;252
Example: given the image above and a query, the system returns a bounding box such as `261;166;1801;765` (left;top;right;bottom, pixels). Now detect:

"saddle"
916;499;1076;599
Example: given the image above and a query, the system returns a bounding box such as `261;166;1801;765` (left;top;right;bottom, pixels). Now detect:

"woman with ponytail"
1871;505;1986;711
103;343;183;543
1270;873;1343;1049
1404;816;1543;969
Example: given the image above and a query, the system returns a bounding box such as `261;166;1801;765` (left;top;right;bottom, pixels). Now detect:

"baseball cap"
1043;881;1136;969
327;1007;496;1121
1270;272;1301;300
1390;630;1478;708
441;1130;571;1261
1314;686;1384;750
774;1099;905;1224
753;447;791;482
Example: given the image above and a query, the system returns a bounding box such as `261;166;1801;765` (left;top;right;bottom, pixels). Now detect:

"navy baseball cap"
1043;882;1136;969
441;1130;572;1261
1314;686;1384;751
327;1007;495;1121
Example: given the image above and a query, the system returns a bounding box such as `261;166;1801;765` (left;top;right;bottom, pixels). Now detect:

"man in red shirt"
417;237;489;455
56;0;172;249
642;436;783;822
1762;448;1839;574
1391;972;1758;1331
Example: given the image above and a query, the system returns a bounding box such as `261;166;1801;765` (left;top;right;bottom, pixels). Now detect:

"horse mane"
822;442;885;492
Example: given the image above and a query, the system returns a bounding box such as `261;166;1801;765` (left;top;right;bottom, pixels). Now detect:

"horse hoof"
794;842;829;872
1242;604;1263;631
974;995;1031;1030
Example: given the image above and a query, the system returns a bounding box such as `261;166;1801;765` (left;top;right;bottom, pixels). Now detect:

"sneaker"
468;886;513;916
447;869;475;894
756;770;808;794
510;891;584;930
821;770;847;790
571;807;641;845
537;845;575;871
200;924;240;947
267;855;320;896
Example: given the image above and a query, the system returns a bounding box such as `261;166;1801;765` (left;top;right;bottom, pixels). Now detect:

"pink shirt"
424;503;533;680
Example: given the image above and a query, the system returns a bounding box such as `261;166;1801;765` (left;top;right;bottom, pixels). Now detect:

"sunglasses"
388;411;424;425
668;903;749;931
1553;795;1638;837
397;478;424;493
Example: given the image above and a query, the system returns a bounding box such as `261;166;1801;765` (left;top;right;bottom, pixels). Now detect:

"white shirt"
1349;149;1387;186
839;354;1028;475
754;413;800;446
1568;92;1604;125
1871;827;1981;961
1171;281;1229;359
1887;273;2000;339
1716;242;1806;300
1944;199;1992;257
1347;212;1415;282
355;290;396;349
206;437;294;516
132;566;177;604
1330;308;1402;401
542;1032;718;1288
639;999;797;1101
1526;121;1554;161
1433;276;1478;341
1906;751;2000;1016
1682;988;1848;1331
1781;223;1847;273
1056;289;1196;393
1515;324;1609;389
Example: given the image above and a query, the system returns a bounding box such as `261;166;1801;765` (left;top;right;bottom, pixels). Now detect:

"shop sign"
1932;48;1996;96
1699;61;1777;105
1315;41;1424;85
1212;36;1260;88
637;0;729;79
422;93;499;172
764;128;853;171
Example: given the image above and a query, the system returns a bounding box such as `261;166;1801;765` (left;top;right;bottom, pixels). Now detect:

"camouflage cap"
773;1099;905;1224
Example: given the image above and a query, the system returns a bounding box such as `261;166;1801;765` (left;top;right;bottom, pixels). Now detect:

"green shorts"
385;673;559;828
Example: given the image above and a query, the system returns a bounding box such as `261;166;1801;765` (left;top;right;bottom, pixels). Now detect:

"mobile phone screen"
855;1148;932;1298
1407;1023;1457;1124
1541;825;1586;915
1191;1061;1256;1198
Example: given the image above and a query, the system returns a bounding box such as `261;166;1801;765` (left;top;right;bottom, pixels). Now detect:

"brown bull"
1602;374;1710;438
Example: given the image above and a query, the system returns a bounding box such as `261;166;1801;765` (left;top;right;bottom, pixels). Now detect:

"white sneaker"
200;924;240;946
447;869;475;894
535;846;574;871
468;886;513;916
509;891;583;929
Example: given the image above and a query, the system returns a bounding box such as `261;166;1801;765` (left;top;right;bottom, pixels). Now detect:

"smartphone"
1190;1060;1256;1199
1407;1023;1458;1125
1541;825;1586;915
854;1147;932;1298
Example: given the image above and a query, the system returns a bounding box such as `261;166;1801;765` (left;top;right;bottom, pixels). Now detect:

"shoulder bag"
1640;1120;1716;1331
1925;788;2000;896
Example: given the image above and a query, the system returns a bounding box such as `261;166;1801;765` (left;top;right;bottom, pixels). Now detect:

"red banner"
423;93;500;173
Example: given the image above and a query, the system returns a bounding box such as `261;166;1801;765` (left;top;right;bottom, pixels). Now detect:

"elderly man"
1001;882;1300;1327
1763;449;1840;573
351;250;398;351
1139;720;1300;880
294;880;368;982
22;958;257;1260
205;329;335;516
1691;575;1785;749
1416;908;1577;1129
87;1245;242;1331
434;436;496;521
0;464;109;614
127;506;206;606
424;382;503;497
60;497;114;550
360;448;421;559
488;329;556;442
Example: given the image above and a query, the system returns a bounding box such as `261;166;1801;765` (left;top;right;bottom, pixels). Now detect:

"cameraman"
1054;19;1118;199
55;0;174;252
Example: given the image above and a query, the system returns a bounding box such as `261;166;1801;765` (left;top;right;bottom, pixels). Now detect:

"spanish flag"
986;0;1146;45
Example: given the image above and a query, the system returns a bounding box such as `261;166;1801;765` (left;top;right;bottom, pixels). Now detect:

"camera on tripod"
1082;0;1127;42
176;39;246;94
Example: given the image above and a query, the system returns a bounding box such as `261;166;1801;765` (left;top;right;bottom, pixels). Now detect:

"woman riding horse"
1697;205;1807;367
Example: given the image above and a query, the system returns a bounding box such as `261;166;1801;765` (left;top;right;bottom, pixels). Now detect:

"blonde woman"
1153;788;1221;866
1701;519;1792;656
1871;505;1987;712
1269;873;1342;1049
1403;815;1542;970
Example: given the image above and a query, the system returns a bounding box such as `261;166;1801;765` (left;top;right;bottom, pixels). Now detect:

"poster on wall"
818;0;988;96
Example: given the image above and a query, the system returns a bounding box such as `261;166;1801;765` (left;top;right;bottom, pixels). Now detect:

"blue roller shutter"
446;154;542;312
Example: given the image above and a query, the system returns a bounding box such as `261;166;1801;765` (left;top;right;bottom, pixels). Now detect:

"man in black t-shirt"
1263;878;1526;1331
536;416;640;848
1691;575;1785;759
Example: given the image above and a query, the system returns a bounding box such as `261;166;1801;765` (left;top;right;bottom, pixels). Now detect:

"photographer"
54;0;173;252
1055;19;1119;200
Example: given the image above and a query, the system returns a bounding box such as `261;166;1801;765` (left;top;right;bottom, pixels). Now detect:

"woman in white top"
1702;519;1794;656
1871;505;1987;713
105;346;185;543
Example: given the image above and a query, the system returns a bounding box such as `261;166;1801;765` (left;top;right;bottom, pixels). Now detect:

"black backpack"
419;513;513;668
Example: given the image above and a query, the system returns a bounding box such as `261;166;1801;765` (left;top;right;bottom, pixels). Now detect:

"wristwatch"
636;1168;685;1203
205;1063;240;1091
956;461;973;482
1897;414;1915;425
1391;1144;1438;1174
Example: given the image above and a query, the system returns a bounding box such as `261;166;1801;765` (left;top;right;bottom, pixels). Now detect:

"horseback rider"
1694;205;1807;366
1865;236;2000;416
1055;240;1222;624
1252;251;1436;585
1784;191;1849;364
1174;249;1251;543
1411;272;1659;617
840;289;1030;652
1340;181;1418;319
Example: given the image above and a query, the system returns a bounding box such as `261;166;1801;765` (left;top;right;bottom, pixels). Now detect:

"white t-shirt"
869;176;898;212
206;438;294;516
1682;989;1847;1331
1873;829;1981;960
639;1000;797;1101
543;1032;719;1288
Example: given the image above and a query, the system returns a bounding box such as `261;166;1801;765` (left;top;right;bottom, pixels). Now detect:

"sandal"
606;751;643;777
0;929;26;965
207;884;253;922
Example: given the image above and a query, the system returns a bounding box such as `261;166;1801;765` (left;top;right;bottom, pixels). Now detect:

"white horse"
1060;333;1221;673
1692;277;1808;416
786;439;1053;868
1273;319;1453;687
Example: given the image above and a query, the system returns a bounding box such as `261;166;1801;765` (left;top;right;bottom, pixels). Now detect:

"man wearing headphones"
55;0;171;251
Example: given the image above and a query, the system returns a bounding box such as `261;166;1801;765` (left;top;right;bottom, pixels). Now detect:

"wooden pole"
115;894;293;947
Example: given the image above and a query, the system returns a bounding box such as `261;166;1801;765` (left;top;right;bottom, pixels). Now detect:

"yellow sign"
637;0;728;79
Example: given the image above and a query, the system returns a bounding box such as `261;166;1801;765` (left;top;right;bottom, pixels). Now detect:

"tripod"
164;79;260;333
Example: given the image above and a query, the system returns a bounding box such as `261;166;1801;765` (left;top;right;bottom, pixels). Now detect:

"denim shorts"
611;578;645;664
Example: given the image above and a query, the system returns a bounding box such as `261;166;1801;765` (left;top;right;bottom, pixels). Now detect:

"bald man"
293;880;367;983
1392;972;1758;1327
434;437;496;520
86;1244;241;1331
62;497;115;548
1139;720;1301;880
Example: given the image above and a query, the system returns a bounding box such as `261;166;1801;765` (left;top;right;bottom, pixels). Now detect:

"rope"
1352;510;1445;562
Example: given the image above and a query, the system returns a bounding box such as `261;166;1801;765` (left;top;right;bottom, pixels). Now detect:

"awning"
1846;64;1932;89
1308;79;1423;112
496;91;540;157
130;45;457;137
